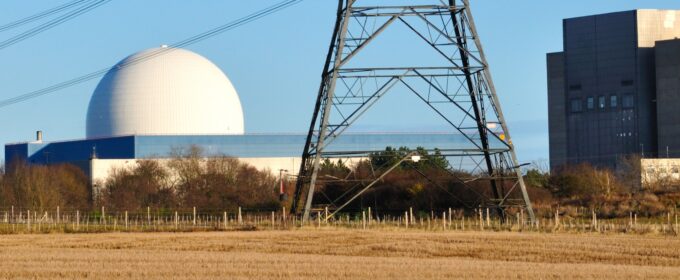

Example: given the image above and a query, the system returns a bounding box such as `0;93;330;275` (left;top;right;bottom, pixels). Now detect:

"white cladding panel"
86;47;244;138
89;157;303;189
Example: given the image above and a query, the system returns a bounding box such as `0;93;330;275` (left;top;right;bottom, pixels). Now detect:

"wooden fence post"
405;211;409;228
478;209;483;230
324;207;329;223
448;208;452;226
368;207;372;224
193;207;197;226
443;211;447;230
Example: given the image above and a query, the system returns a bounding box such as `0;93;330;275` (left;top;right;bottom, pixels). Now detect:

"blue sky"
2;0;680;166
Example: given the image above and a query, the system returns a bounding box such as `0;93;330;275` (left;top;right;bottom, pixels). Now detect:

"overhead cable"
0;0;90;33
0;0;112;50
0;0;303;109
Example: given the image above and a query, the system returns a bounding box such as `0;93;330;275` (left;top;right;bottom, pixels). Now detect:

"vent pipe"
36;130;43;142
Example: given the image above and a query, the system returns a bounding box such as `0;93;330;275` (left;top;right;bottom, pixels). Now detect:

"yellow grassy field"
0;229;679;279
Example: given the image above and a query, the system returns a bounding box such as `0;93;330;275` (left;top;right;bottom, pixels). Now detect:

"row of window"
568;80;633;91
570;94;634;113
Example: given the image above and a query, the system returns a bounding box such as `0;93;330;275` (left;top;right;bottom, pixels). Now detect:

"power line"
0;0;112;50
0;0;303;109
0;0;90;33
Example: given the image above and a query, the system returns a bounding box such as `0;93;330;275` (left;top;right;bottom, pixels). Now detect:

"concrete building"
5;46;476;191
641;158;680;188
655;39;680;158
5;133;468;195
548;10;680;170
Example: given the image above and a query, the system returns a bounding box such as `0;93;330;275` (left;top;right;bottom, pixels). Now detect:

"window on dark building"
610;95;618;108
569;84;582;91
570;98;582;113
587;96;594;110
621;79;634;86
622;94;634;108
598;96;605;109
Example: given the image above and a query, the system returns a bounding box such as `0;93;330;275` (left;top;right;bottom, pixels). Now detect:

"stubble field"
0;229;679;279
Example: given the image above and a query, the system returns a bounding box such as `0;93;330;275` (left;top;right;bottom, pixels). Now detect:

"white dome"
86;47;244;138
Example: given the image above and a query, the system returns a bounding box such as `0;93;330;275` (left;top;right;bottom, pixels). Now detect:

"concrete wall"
547;52;567;170
88;156;363;198
90;157;304;187
636;10;680;48
641;158;680;187
655;39;680;157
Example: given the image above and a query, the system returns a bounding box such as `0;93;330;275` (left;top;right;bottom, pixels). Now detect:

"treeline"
99;148;281;212
2;146;679;218
315;149;680;218
525;155;680;218
0;146;513;214
313;147;514;213
0;148;282;212
0;163;90;211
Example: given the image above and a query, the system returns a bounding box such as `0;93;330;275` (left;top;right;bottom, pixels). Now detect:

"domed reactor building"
5;47;460;191
86;47;245;138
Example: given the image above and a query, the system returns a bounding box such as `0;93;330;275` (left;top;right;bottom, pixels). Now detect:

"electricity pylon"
291;0;535;223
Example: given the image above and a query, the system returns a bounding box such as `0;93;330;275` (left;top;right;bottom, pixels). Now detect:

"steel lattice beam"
291;0;535;223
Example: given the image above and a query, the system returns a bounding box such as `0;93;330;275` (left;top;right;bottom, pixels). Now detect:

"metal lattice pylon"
291;0;535;222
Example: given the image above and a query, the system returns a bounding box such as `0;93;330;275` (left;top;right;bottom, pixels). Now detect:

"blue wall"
5;136;135;165
5;133;502;165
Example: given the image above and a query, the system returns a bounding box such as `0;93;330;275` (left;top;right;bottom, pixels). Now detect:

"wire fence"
0;206;678;235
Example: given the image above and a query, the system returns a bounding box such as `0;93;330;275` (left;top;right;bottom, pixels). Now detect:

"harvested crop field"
0;229;679;279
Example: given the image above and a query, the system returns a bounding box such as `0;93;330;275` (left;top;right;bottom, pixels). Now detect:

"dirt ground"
0;229;679;279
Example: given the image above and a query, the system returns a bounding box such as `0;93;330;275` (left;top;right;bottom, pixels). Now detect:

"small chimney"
36;130;43;142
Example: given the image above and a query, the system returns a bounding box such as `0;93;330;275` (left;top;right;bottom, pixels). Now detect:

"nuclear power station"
4;0;535;219
6;46;467;192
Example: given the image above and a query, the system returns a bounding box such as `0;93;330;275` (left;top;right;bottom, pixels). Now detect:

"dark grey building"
656;39;680;158
548;10;680;170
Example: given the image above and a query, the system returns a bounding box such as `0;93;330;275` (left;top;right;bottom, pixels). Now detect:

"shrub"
0;161;89;211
